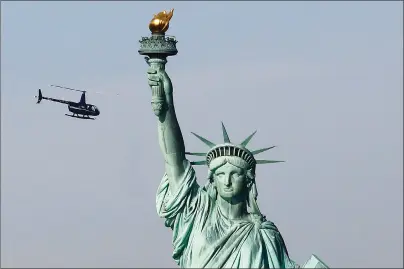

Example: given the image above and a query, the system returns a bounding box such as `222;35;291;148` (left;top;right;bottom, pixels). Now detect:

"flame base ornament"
139;9;330;269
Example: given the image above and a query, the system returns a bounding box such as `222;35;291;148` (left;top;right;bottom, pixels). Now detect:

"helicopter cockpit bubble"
93;105;100;115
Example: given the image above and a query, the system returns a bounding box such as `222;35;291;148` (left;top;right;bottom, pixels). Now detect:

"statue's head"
187;123;284;216
208;155;254;202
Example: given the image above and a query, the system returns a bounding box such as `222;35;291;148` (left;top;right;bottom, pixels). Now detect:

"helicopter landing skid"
65;114;95;120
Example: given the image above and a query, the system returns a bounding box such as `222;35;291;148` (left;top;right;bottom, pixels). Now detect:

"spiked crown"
186;122;284;167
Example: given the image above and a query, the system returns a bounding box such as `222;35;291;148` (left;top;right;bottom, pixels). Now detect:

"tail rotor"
35;89;43;104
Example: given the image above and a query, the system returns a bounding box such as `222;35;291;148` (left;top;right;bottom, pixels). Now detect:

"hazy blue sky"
1;1;403;268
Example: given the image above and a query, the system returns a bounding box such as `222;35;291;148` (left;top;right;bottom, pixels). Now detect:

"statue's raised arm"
147;65;186;191
138;8;186;192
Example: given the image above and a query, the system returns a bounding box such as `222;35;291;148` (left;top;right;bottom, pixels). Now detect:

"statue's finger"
148;74;161;82
147;68;157;74
148;81;159;86
148;79;159;85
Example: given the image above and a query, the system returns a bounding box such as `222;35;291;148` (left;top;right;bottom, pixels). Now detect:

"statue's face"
151;101;164;116
213;162;247;201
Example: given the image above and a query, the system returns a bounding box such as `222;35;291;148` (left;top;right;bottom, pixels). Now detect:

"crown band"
206;143;256;168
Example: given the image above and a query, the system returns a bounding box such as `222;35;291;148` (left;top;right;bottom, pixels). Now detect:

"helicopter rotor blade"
50;84;86;93
93;91;120;96
50;84;122;97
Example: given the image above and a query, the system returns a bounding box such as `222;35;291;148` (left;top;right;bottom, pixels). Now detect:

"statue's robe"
156;160;299;268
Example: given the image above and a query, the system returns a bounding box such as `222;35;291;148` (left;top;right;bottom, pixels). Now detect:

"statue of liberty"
139;9;329;269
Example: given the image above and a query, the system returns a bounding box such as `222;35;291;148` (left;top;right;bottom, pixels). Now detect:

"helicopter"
35;85;100;120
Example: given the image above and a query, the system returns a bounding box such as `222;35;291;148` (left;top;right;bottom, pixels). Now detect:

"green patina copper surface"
138;9;330;269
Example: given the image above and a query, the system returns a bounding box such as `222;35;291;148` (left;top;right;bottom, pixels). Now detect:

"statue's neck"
216;196;248;220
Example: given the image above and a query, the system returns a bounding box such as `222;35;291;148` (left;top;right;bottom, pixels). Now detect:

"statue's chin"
217;191;247;204
218;191;235;201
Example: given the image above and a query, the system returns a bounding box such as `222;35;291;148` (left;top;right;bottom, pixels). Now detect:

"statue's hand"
147;67;173;116
147;68;173;100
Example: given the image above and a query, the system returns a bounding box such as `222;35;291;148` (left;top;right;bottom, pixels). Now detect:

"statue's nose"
224;175;231;186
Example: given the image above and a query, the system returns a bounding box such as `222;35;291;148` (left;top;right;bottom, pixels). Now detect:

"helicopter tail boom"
36;89;43;103
35;89;71;105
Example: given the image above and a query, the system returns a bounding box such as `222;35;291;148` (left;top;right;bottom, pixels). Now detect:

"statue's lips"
223;188;233;192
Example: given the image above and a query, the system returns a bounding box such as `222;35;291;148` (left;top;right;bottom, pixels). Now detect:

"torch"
138;9;178;112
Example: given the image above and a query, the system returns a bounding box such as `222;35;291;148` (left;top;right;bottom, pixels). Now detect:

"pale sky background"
1;1;403;268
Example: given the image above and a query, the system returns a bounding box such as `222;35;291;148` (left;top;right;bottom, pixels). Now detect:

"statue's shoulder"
257;218;290;249
255;216;281;236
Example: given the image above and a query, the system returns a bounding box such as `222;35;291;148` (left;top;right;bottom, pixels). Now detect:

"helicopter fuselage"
36;89;100;118
68;103;100;116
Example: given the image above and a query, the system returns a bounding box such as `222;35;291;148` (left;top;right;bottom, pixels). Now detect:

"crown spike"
191;132;216;148
191;160;207;165
240;130;257;147
251;146;276;155
221;122;231;143
256;160;285;164
185;152;206;156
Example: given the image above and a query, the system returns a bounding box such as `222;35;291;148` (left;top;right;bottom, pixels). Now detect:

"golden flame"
149;8;174;34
